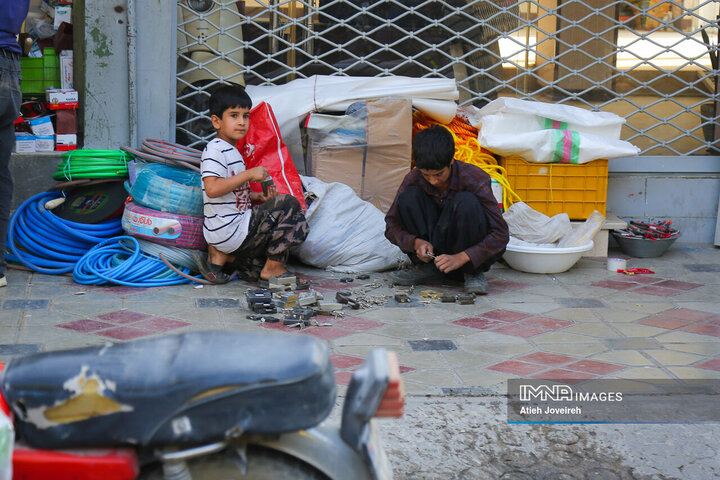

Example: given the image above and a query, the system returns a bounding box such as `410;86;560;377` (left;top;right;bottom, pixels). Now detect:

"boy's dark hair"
209;84;252;118
412;125;455;170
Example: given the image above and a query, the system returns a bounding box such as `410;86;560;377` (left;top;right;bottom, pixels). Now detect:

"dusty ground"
375;396;720;480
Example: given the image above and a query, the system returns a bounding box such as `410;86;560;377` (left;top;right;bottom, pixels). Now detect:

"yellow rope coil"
413;112;522;209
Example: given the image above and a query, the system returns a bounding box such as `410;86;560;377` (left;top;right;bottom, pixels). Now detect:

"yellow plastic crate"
500;156;608;220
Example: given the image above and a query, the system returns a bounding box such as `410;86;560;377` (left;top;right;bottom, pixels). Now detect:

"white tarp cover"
246;75;459;170
293;175;410;273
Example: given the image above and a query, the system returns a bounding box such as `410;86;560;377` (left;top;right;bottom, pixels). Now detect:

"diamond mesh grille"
176;0;720;155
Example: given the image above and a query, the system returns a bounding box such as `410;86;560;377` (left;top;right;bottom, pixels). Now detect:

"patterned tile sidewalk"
1;244;719;396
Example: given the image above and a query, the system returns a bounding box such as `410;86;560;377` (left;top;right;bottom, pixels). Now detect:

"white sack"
503;202;572;244
477;97;640;163
246;75;459;169
294;176;410;273
479;97;626;138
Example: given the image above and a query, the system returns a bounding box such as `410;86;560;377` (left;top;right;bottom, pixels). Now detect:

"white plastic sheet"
477;97;640;163
503;202;572;244
246;75;459;170
293;176;410;273
558;211;605;248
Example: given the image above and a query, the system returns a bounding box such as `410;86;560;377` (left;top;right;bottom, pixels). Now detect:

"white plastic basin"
503;240;594;274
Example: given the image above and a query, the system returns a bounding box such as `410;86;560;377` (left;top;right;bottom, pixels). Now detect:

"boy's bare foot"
192;251;231;284
207;245;233;267
260;259;287;281
259;260;310;288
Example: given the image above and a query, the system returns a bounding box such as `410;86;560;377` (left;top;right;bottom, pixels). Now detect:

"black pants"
395;186;500;275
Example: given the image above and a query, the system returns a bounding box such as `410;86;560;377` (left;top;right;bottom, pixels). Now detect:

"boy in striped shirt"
196;85;308;284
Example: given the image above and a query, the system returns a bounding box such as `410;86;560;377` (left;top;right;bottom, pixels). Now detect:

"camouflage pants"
228;194;308;280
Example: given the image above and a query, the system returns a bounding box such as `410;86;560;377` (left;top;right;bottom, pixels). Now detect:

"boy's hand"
434;252;470;274
413;238;434;263
247;166;269;182
252;185;278;203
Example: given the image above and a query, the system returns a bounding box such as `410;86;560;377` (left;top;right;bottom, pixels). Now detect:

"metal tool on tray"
623;221;678;240
618;268;655;275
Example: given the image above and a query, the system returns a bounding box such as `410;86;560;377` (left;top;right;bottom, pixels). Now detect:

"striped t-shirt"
201;138;252;253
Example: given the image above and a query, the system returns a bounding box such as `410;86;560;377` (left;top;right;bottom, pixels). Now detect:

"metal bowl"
611;231;679;258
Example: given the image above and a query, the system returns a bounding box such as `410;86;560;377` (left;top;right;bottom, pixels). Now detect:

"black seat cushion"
1;331;336;448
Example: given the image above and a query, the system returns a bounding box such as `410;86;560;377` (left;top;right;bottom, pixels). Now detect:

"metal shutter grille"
176;0;720;156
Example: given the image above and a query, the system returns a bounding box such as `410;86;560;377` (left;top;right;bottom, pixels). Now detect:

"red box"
46;88;78;110
56;109;77;134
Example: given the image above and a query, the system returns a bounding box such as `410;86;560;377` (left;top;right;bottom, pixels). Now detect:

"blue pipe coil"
7;191;123;274
127;163;203;218
73;236;203;287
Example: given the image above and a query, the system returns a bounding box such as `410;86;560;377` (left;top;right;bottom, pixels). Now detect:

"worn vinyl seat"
0;331;336;449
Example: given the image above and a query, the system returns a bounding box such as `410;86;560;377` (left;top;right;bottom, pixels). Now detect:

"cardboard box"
307;97;412;213
59;50;73;89
55;108;77;134
15;134;36;153
28;116;54;136
56;134;77;151
54;6;72;30
35;135;55;152
46;88;78;109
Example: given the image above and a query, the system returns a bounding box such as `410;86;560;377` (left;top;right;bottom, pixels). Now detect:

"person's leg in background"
0;53;22;287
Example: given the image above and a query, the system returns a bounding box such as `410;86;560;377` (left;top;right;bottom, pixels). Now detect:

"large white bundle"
293;176;409;273
477;97;640;163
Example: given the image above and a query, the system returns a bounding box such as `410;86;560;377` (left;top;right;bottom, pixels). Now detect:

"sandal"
192;251;231;285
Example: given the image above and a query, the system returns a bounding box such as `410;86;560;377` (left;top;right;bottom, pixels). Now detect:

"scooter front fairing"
0;332;336;450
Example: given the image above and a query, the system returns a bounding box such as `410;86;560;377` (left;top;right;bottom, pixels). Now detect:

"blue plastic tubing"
7;191;123;274
128;163;203;218
73;236;202;287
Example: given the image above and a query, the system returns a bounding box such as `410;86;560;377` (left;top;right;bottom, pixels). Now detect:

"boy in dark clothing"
385;125;509;294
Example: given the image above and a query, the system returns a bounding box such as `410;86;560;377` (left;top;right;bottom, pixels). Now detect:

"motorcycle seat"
1;331;337;449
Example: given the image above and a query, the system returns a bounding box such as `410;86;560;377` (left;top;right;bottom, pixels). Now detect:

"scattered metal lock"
336;291;360;309
246;289;272;306
394;294;411;303
456;293;475;305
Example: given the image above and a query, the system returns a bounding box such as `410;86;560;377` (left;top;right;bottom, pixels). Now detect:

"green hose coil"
54;149;133;181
